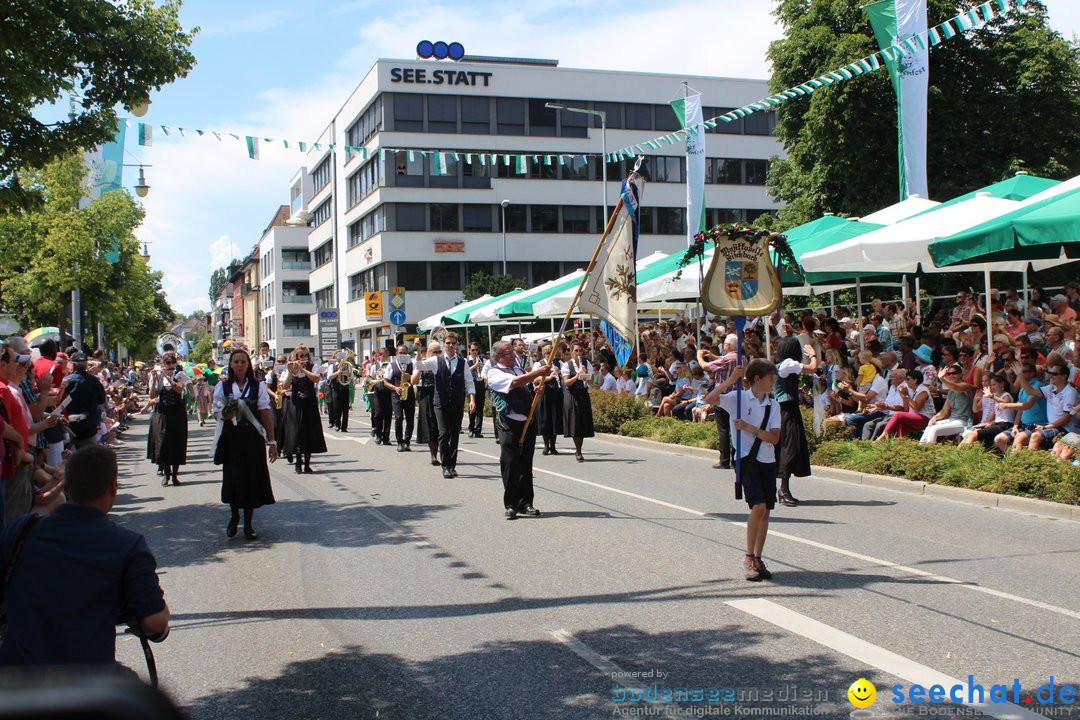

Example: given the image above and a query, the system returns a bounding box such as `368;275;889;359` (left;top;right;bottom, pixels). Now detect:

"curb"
596;431;1079;523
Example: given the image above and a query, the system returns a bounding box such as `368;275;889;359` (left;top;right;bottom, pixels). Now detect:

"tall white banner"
896;0;929;199
670;93;706;245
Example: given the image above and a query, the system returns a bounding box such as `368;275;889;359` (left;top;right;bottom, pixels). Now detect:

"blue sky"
108;0;1080;315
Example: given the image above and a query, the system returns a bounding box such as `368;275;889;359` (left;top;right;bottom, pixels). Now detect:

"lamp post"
500;199;510;276
545;103;608;222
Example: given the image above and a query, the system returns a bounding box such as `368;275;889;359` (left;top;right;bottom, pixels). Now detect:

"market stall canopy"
858;195;939;224
434;288;525;328
469;271;586;323
920;172;1059;214
929;184;1080;268
417;293;494;331
531;252;667;317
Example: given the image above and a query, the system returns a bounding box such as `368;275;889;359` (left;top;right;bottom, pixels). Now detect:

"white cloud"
208;234;240;269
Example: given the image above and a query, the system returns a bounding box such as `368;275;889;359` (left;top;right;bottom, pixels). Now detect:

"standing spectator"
31;339;63;467
885;304;905;350
0;340;36;528
699;335;738;470
0;446;170;667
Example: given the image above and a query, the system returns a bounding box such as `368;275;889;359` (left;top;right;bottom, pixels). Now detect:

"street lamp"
546;102;608;222
500;199;510;276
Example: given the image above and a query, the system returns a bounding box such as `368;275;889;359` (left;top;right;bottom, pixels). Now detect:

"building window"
638;206;656;234
657;207;686;235
562;155;589;181
530;205;558;233
463;204;492;232
496;98;525;135
346;96;383;157
311;157;332;193
395;203;426;231
430;152;459;189
313;241;333;268
706;107;742;134
397;261;428;290
625;103;652;130
708;158;743;184
654;104;681;132
394;93;423;131
461;97;490;134
314;285;335;309
593;102;622;129
744;111;777;136
532;261;561;285
349;273;364;301
283;314;311;332
462;154;491;188
744;159;769;185
506;261;529;281
391;150;424;187
430;204;460;232
562;205;589;233
466;261;493;281
559;107;588;138
346;156;382;207
528;99;556;137
310;199;332;228
430;262;461;290
427;95;457;133
505;205;526;232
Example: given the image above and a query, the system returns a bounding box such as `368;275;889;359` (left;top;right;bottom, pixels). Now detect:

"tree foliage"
0;153;174;350
0;0;198;210
766;0;1080;229
463;271;528;302
208;267;228;305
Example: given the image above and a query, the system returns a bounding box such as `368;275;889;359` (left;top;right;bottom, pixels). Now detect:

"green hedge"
589;390;648;433
811;438;1080;505
619;416;719;449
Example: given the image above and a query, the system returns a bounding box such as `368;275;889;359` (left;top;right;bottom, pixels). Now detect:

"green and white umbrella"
469;271;587;323
416;288;524;330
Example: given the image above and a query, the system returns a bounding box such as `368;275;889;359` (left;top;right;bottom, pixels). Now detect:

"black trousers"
498;415;538;510
715;406;733;465
434;401;464;469
371;388;392;442
392;392;416;445
329;384;350;431
325;386;336;422
469;381;486;435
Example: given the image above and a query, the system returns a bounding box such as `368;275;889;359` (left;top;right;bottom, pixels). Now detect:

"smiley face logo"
848;678;876;708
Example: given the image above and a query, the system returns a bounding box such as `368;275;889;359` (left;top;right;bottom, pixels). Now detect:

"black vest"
434;354;466;406
489;366;533;416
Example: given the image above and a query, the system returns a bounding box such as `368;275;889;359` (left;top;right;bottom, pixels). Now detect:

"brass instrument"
399;376;411;400
336;359;354;386
363;363;386;392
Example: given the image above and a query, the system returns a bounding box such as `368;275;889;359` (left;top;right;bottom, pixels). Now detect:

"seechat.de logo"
417;40;464;61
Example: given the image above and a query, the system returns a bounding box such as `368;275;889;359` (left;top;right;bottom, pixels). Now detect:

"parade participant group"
2;281;1079;596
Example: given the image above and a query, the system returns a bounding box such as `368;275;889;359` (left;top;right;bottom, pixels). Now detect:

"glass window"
466;261;494;281
313;241;333;267
391;150;424;187
431;262;462;290
593;102;622;129
559;107;588;138
462;154;491;189
528;99;556;137
715;208;746;224
562;205;589;233
654;104;680;131
529;158;558;180
532;262;561;285
496;98;525;135
310;199;332;228
505;205;526;232
396;203;426;231
562;155;589;180
430;152;459;189
506;262;529;282
461;97;490;134
430;204;459;232
314;285;335;309
657;207;686;235
530;205;558;232
709;158;742;184
744;111;776;136
638;206;655;234
463;204;492;232
625;103;652;130
348;273;364;301
394;94;423;131
311;157;332;192
744;159;769;185
427;95;457;133
711;107;742;134
397;261;428;290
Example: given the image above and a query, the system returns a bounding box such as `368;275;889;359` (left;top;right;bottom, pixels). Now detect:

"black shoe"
161;475;169;487
449;468;458;478
575;452;584;463
542;448;551;456
285;455;293;464
431;457;440;466
521;505;541;516
227;516;239;538
755;558;773;580
549;447;559;455
304;465;313;473
374;438;383;445
473;433;483;439
398;444;407;452
171;476;181;486
404;443;411;451
244;528;258;540
778;491;799;507
505;507;517;520
295;461;303;474
442;467;453;479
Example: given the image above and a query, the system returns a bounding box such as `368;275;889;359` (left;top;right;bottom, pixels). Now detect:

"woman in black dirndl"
213;349;278;540
534;342;564;455
561;341;595;462
774;336;818;507
280;344;327;474
412;340;441;466
146;350;189;487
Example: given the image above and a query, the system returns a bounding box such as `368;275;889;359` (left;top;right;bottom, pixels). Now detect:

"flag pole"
518;196;627;444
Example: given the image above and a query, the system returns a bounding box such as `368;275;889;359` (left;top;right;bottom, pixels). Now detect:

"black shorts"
739;457;778;510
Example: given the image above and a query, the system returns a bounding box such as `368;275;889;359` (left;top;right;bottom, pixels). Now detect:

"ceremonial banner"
866;0;930;199
701;231;782;317
578;179;641;343
670;92;707;247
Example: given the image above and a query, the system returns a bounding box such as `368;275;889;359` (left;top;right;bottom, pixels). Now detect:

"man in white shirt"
414;332;476;478
598;364;617;392
1014;363;1079;450
511;338;529;371
466;342;487;438
486;340;556;519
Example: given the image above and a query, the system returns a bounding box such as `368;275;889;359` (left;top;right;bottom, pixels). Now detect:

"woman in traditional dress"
534;342;564;455
280;344;327;473
146;350;190;486
774;336;818;507
213;348;277;540
412;340;441;466
561;342;595;462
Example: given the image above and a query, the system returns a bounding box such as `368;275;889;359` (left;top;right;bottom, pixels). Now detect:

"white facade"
296;57;784;356
259;203;317;356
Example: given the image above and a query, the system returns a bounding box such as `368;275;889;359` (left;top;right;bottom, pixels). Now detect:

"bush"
800;407;849;456
589;390;648;433
811;437;1080;505
618;416;719;449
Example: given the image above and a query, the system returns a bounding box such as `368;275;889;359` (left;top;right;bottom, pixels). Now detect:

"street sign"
318;308;340;359
389;308;406;326
389;286;406;326
364;291;383;321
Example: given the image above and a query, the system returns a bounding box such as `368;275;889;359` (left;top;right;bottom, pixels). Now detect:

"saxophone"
397;358;411;400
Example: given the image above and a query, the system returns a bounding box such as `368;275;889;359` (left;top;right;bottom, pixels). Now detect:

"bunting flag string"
130;0;1024;164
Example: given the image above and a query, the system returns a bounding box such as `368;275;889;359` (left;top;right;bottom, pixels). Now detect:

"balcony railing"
282;328;312;337
281;261;312;270
281;294;313;303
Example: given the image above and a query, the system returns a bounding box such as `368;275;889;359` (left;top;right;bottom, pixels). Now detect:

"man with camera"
0;445;170;667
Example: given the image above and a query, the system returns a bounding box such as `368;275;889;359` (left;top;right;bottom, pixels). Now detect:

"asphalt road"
108;408;1080;720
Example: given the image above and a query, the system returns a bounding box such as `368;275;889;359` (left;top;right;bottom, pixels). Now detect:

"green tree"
463;271;527;302
0;0;197;211
189;332;213;364
766;0;1080;230
208;267;228;305
0;153;173;349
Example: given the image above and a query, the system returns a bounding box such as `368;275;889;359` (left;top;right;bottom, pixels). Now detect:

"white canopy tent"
416;293;493;331
858;195;940;224
468;271;587;323
531;252;667;318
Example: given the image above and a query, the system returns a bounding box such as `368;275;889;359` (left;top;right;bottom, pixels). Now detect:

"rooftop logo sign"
417;41;464;61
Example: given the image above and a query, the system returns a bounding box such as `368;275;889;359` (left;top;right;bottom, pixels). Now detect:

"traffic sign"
389;308;406;326
389;287;407;326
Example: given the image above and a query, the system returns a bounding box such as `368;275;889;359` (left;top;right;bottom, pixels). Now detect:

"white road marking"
327;423;1080;623
726;599;1042;720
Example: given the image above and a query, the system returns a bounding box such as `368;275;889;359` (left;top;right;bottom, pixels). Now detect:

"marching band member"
534;342;565;455
367;347;392;445
146;350;190;486
561;342;595;462
467;342;487;438
383;344;415;451
411;341;441;466
414;332;475;478
327;352;355;432
280;345;327;474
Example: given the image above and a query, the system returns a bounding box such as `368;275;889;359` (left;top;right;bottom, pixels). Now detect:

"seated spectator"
877;368;934;440
860;369;906;440
657;363;693;417
958;373;1016;450
672;367;708;421
1008;360;1078;451
919;364;974;444
597;364;617;393
993;363;1049;453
